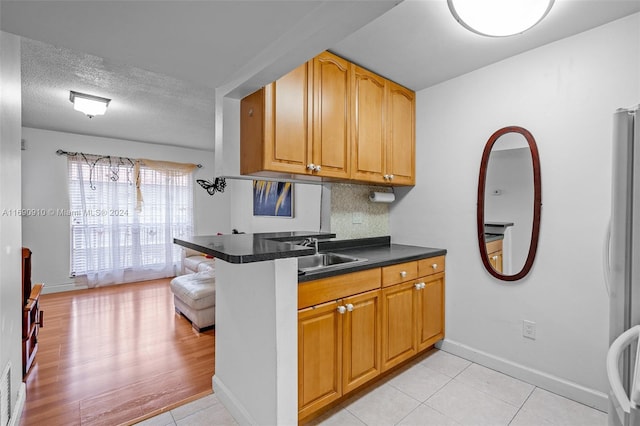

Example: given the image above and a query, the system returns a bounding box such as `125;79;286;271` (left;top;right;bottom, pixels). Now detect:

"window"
67;155;194;286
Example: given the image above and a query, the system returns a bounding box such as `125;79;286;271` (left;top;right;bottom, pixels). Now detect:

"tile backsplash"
330;183;390;239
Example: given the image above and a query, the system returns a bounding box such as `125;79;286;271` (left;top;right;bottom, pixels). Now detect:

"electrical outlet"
523;320;536;340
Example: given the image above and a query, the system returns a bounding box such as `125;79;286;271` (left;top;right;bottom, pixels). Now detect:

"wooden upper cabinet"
312;51;351;179
351;66;387;183
241;51;415;185
241;62;311;176
386;81;415;185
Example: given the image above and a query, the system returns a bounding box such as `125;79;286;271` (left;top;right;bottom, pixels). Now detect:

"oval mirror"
477;126;541;281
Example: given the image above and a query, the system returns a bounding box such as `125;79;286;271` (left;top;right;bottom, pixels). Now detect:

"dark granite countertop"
174;231;335;264
174;233;447;282
298;236;447;282
484;233;504;243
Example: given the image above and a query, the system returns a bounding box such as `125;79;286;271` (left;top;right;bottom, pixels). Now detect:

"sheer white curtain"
67;154;195;287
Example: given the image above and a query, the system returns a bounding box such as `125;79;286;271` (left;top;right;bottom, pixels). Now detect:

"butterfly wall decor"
197;177;227;195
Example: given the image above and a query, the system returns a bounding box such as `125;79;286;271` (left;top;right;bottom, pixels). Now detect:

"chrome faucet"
300;237;319;254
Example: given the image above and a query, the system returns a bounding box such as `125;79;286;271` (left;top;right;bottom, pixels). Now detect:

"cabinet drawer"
418;255;446;277
382;261;418;287
486;239;503;255
298;268;381;309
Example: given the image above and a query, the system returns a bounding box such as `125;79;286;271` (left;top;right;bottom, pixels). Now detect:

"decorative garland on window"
56;149;225;196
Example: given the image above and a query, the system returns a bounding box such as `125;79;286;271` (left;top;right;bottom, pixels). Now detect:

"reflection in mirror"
477;126;541;281
485;134;533;275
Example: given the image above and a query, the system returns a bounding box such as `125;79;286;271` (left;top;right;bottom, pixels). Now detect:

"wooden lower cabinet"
342;290;381;394
417;273;445;351
381;281;417;371
298;289;381;420
382;272;445;371
298;259;445;421
298;300;342;419
486;239;504;273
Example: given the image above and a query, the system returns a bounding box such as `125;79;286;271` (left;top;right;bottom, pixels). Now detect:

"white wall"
0;30;25;423
21;127;230;293
390;13;640;409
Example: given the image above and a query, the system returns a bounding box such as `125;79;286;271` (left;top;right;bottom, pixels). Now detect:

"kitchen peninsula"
174;232;446;424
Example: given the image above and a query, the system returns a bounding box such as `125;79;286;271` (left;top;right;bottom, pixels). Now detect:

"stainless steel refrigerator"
608;105;640;426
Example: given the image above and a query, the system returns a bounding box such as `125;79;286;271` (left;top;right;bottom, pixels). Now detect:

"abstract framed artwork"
252;180;293;218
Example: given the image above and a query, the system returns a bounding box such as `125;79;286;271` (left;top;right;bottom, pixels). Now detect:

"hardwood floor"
19;278;215;426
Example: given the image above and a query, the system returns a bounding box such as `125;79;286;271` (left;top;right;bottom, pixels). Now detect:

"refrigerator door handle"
608;325;640;423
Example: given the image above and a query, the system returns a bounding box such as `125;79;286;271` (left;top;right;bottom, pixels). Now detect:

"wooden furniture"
486;239;504;273
298;256;444;421
22;247;43;377
241;50;415;186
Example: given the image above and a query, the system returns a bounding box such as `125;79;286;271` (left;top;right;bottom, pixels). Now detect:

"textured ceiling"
21;38;216;150
2;0;640;150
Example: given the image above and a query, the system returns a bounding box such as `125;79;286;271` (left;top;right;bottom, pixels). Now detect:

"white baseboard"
213;375;256;425
41;282;87;294
9;383;25;426
437;339;609;412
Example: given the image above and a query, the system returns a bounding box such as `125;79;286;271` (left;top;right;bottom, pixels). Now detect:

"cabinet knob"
414;283;421;290
389;174;394;180
248;108;254;117
432;264;438;270
492;255;499;261
345;303;354;312
307;163;316;171
314;165;321;172
400;271;407;278
420;282;426;289
383;174;389;180
337;305;346;314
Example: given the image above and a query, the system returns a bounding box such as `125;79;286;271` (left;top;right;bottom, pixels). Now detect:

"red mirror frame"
477;126;542;281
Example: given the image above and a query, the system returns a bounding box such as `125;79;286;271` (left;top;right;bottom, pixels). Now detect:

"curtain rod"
55;149;203;168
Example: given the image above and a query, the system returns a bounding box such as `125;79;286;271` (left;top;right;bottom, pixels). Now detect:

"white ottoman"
169;269;216;332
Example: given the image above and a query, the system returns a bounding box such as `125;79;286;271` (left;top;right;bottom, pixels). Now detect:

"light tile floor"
136;349;607;426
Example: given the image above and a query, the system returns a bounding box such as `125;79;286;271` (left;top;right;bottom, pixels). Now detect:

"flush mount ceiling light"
69;91;111;118
447;0;555;37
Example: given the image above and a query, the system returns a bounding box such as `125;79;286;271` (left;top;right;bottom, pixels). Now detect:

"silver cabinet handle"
307;163;316;171
389;174;394;180
415;282;425;290
337;305;346;314
420;283;426;289
432;263;438;270
400;271;407;278
345;303;354;312
314;165;321;172
492;256;499;261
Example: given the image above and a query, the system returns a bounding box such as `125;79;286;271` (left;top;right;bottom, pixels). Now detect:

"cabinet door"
416;273;445;352
381;281;417;371
298;301;342;418
265;62;312;174
386;81;415;185
342;290;381;394
351;66;386;183
312;52;350;179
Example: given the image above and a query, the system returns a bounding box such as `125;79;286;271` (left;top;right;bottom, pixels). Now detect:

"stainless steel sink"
297;252;367;273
